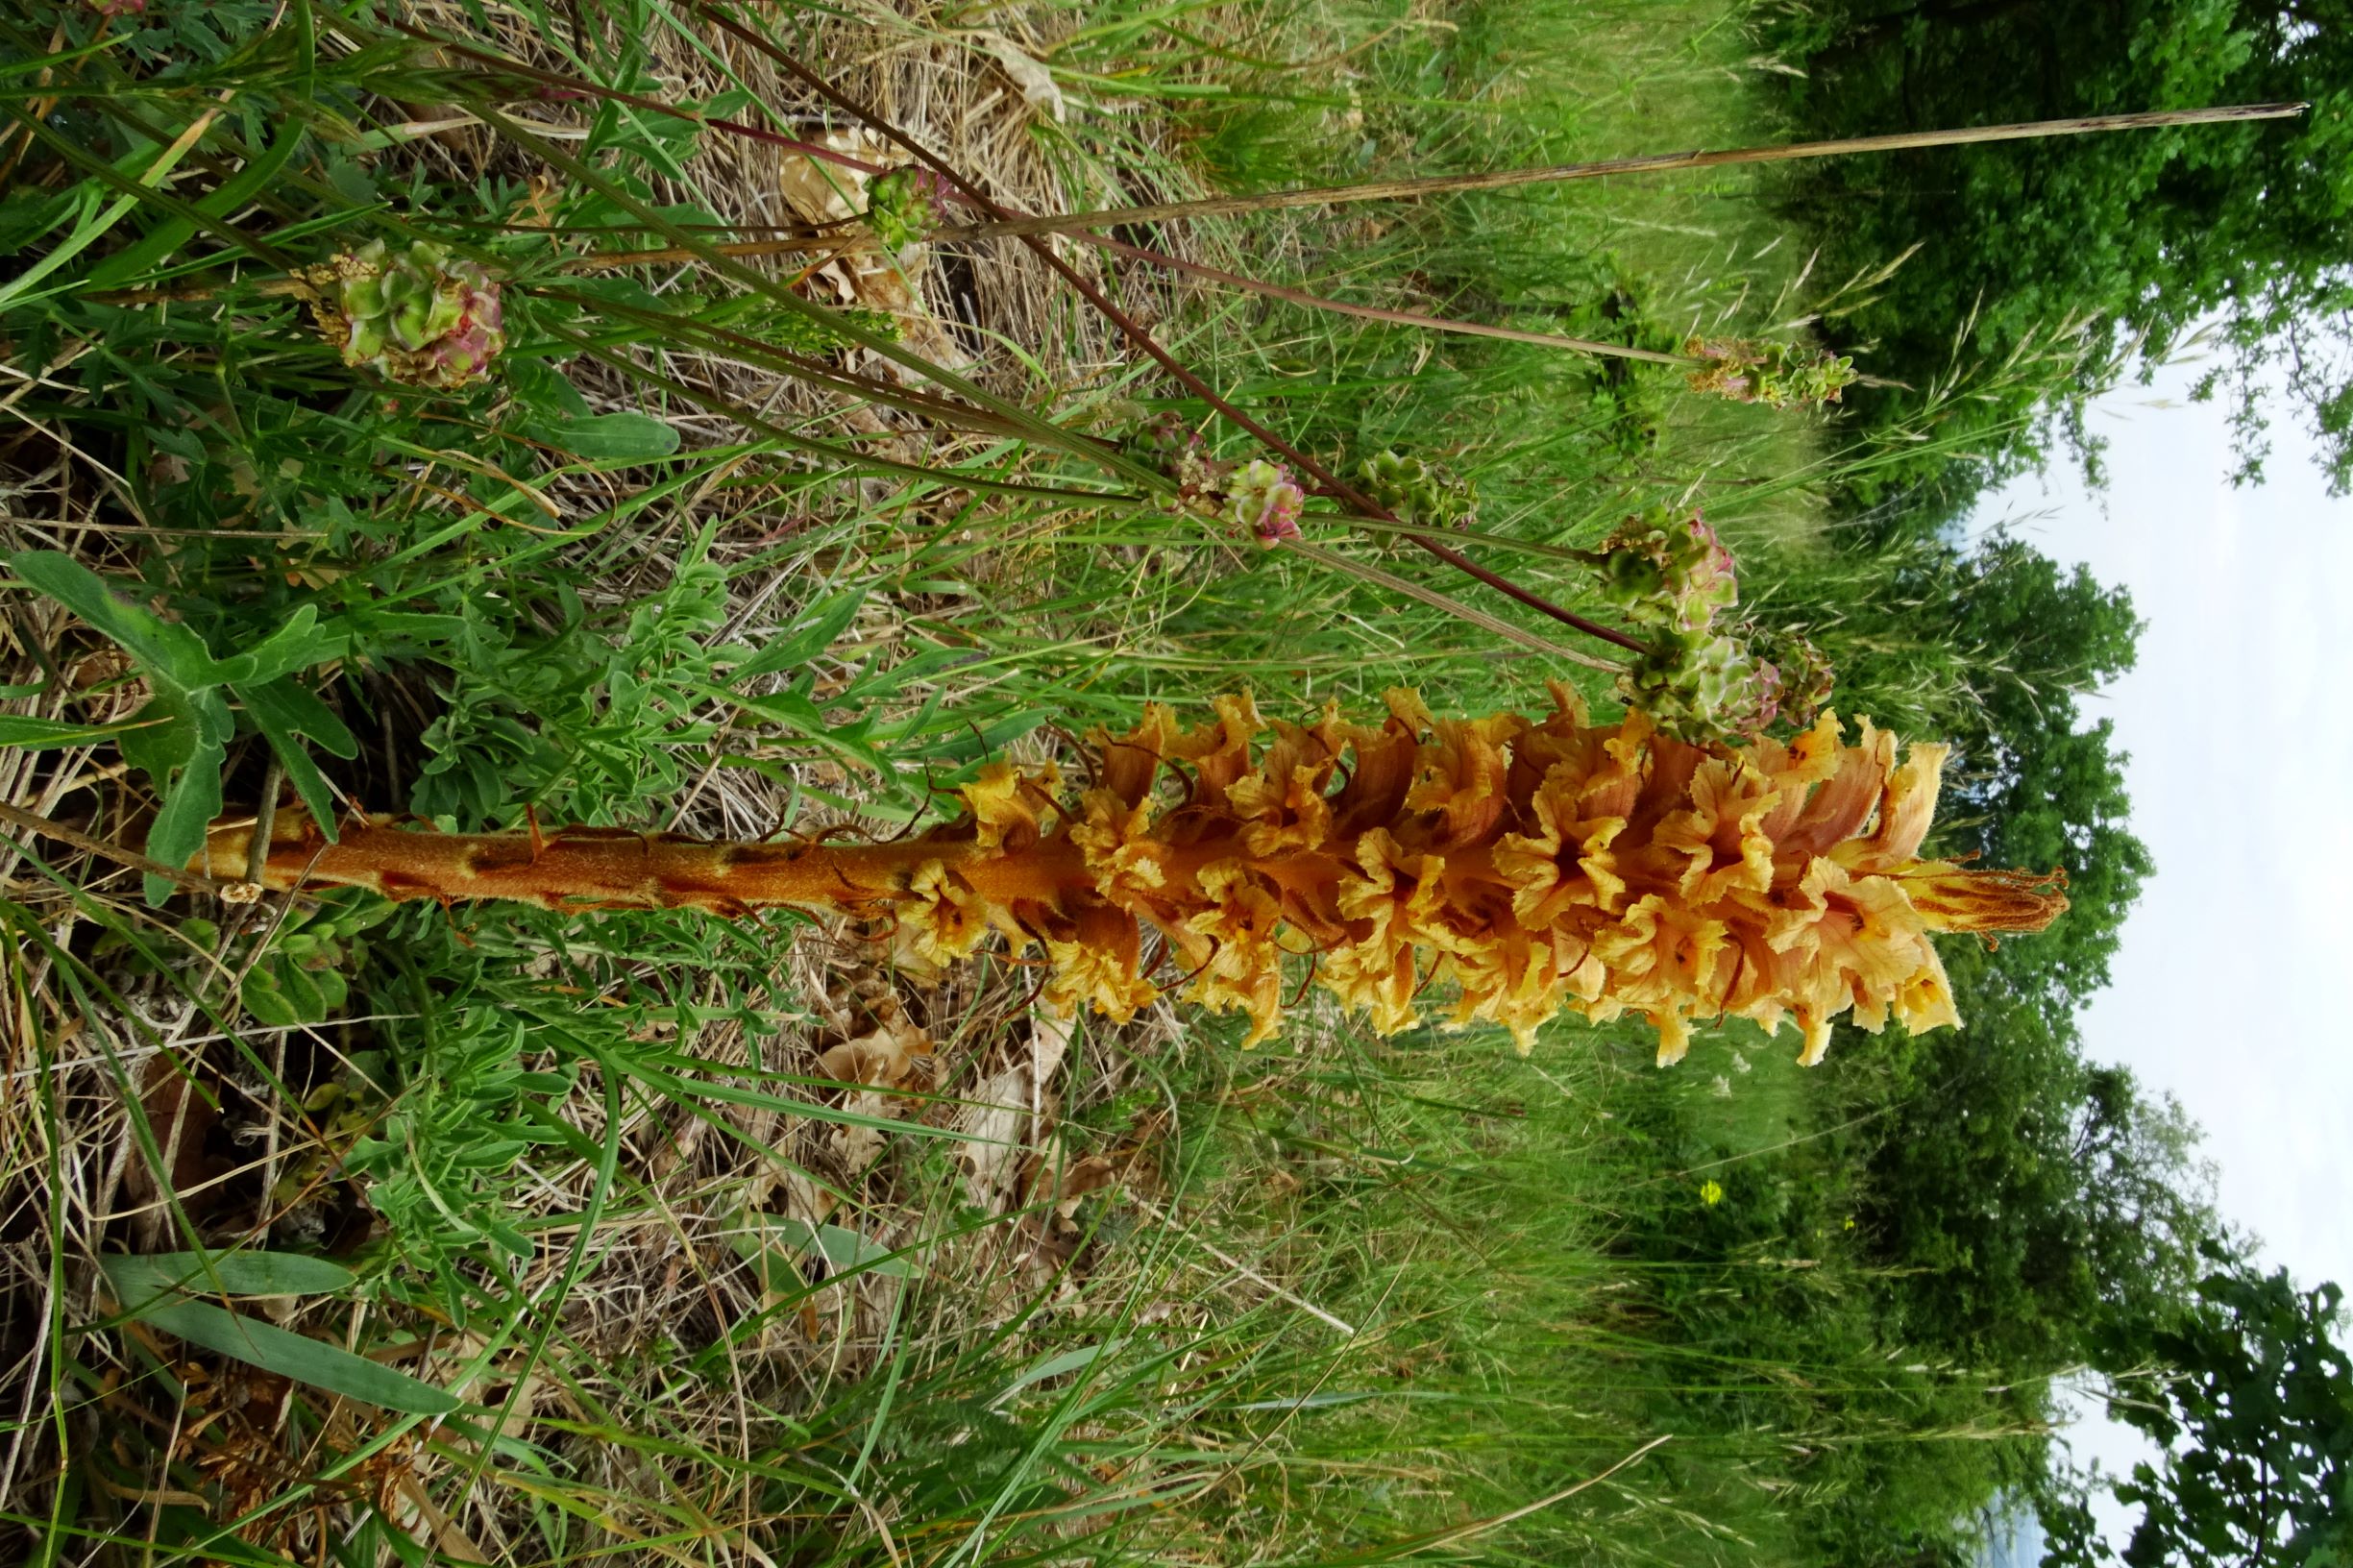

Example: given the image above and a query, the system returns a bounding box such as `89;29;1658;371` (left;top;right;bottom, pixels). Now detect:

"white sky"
1971;352;2353;1537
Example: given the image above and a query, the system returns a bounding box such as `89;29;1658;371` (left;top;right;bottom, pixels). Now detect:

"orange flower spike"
194;688;2066;1066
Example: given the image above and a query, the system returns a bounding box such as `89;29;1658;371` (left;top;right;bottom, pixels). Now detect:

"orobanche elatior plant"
197;683;2065;1069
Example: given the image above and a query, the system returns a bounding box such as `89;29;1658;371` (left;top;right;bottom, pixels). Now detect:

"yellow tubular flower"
196;686;2066;1065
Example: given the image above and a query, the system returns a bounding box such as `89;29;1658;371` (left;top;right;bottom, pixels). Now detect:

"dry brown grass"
0;3;1385;1561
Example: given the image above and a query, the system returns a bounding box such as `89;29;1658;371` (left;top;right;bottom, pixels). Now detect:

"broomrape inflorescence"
197;687;2064;1068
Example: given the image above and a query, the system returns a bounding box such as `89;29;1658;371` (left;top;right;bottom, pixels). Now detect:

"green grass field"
0;0;2053;1562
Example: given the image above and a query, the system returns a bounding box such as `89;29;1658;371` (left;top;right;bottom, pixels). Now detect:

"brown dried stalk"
933;104;2309;241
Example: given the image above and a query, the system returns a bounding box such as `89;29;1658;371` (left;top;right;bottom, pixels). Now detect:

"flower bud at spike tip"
303;240;505;390
192;689;2065;1070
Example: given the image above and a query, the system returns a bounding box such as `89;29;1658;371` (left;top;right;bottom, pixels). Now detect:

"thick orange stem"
195;815;1073;918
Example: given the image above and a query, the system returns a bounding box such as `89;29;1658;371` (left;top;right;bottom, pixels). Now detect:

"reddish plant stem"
698;7;1649;656
404;27;883;175
194;814;1009;914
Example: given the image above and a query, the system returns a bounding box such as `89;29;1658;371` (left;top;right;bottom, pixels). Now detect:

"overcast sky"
1971;351;2353;1537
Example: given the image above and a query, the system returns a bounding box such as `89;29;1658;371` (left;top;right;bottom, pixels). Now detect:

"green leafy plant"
2047;1254;2353;1567
9;551;355;901
182;891;392;1027
1684;336;1858;409
98;1251;459;1414
335;992;578;1319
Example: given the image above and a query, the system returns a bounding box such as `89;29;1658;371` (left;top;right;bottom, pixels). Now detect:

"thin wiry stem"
1079;231;1694;366
556;230;1698;368
932;104;2310;241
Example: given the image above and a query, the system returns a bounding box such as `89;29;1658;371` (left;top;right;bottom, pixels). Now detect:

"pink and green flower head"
865;167;952;254
304;240;505;390
1356;449;1477;531
1580;506;1740;632
1749;625;1834;728
1618;616;1837;747
1686;338;1858;410
1225;459;1306;550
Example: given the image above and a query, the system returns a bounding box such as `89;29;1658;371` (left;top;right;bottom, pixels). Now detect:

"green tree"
1844;971;2215;1371
1788;528;2187;1370
1766;0;2353;501
2046;1256;2353;1566
1799;530;2151;997
1932;537;2150;1003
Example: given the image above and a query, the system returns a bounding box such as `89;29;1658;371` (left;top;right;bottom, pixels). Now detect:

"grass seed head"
1685;336;1859;409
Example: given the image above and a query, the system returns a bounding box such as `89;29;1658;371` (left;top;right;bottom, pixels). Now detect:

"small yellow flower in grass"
1700;1179;1725;1207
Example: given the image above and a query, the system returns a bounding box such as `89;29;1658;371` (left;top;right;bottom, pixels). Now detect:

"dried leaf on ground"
815;995;932;1090
969;32;1067;124
957;1009;1073;1210
813;974;934;1175
774;135;975;383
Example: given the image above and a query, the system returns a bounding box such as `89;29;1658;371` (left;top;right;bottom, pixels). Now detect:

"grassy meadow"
0;0;2075;1563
